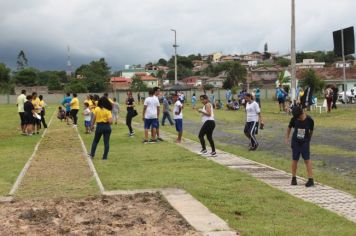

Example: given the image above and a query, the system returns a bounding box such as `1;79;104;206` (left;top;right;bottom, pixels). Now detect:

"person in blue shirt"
225;89;232;103
61;93;72;125
255;88;261;107
191;93;197;110
209;90;216;108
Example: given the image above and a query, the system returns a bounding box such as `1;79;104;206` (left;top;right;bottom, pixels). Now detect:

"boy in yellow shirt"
70;93;80;127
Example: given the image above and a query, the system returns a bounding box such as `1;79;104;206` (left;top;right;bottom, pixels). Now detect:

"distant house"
212;52;223;63
140;75;159;88
182;76;202;87
250;67;282;87
205;77;225;88
110;77;132;90
121;68;146;78
296;59;325;69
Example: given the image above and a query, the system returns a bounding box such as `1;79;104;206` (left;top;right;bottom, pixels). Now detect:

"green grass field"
1;102;355;235
78;122;355;235
0;104;54;195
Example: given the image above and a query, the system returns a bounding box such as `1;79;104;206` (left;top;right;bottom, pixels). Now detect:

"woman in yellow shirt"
89;96;113;160
39;95;48;129
70;93;80;127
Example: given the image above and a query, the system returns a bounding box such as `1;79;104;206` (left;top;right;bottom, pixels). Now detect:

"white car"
338;87;356;104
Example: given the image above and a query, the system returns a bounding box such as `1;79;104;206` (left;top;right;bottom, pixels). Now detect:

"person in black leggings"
126;91;136;136
198;95;217;157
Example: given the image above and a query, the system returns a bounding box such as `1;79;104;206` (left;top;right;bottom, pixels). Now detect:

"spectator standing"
285;106;315;187
332;84;339;109
142;89;160;143
31;92;41;134
89;97;113;160
209;90;216;108
112;98;119;125
17;89;27;134
38;95;48;129
324;85;333;113
255;88;261;108
126;91;136;136
23;95;35;136
153;87;163;141
83;102;91;134
225;89;232;103
70;93;80;127
62;93;72;125
191;93;197;110
276;85;287;112
173;94;183;143
162;95;174;126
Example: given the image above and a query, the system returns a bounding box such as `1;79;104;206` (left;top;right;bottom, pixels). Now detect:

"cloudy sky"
0;0;354;71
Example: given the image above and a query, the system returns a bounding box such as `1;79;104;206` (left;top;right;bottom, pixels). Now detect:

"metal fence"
1;88;277;105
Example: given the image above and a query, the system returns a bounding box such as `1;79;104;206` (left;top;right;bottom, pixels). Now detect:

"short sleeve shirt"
246;101;260;122
288;115;314;143
94;107;112;123
24;101;34;114
173;100;183;119
144;96;160;119
17;94;27;113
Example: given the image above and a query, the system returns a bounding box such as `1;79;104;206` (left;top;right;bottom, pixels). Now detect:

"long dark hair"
98;96;112;111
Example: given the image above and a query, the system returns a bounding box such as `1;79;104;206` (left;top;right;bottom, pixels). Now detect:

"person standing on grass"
173;94;183;143
23;95;35;136
112;98;119;125
83;102;92;134
31;92;41;134
126;91;136;136
16;89;27;134
255;88;261;108
332;84;339;109
191;93;197;110
244;93;264;151
276;84;286;112
324;85;333;113
70;93;80;127
285;106;314;187
225;89;232;104
89;96;113;160
38;95;48;129
153;87;163;141
198;95;217;157
142;89;160;144
209;90;216;108
162;95;174;126
62;93;72;125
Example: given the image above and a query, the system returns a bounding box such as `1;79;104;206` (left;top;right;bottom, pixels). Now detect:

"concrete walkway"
158;130;356;223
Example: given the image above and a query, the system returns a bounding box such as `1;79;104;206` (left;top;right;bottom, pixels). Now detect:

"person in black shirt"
331;84;338;109
126;91;136;136
23;95;35;136
285;106;315;187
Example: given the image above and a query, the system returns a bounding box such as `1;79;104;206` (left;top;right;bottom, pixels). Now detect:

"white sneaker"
198;149;208;155
210;151;217;157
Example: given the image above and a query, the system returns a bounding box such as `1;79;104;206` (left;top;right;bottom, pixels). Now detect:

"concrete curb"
104;188;238;236
76;128;105;194
8;111;56;196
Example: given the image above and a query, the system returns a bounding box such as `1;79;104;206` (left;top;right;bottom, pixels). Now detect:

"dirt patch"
0;193;198;235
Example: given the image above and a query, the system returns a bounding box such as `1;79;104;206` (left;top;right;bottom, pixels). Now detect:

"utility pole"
66;45;72;78
171;29;178;85
341;29;347;102
291;0;297;102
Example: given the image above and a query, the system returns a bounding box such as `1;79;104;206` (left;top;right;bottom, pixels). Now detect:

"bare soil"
0;193;198;236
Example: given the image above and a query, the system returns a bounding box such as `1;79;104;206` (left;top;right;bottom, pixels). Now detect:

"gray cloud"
0;0;355;71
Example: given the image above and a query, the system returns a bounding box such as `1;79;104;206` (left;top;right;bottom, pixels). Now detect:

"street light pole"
171;29;178;85
291;0;297;102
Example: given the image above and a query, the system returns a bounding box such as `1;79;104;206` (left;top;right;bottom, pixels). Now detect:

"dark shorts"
278;97;285;104
24;113;34;125
244;121;259;135
19;112;25;126
175;119;183;132
292;142;310;161
66;111;71;117
144;118;159;129
85;121;91;127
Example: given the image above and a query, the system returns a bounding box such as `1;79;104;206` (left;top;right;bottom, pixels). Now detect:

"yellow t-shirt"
94;107;112;123
108;98;114;104
39;100;46;108
70;97;80;110
84;99;95;111
32;97;41;114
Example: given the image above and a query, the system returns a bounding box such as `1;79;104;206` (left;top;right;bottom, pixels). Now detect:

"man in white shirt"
16;89;27;134
142;89;160;143
153;87;163;141
173;93;183;143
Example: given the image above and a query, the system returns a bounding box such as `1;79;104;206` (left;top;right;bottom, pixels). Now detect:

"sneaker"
129;133;135;137
87;154;94;159
291;177;297;185
198;149;208;155
210;151;217;157
251;143;259;151
305;178;314;187
143;140;149;144
149;139;157;143
73;125;77;128
157;137;164;142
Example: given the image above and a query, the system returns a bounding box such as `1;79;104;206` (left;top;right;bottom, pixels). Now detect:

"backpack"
277;88;284;99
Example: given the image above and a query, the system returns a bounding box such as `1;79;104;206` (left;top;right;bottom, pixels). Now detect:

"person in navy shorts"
285;106;315;187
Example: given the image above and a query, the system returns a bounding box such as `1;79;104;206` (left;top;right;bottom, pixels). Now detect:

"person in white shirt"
244;93;264;151
16;89;27;134
173;94;183;143
142;89;160;143
83;102;92;134
198;94;217;157
153;87;163;141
